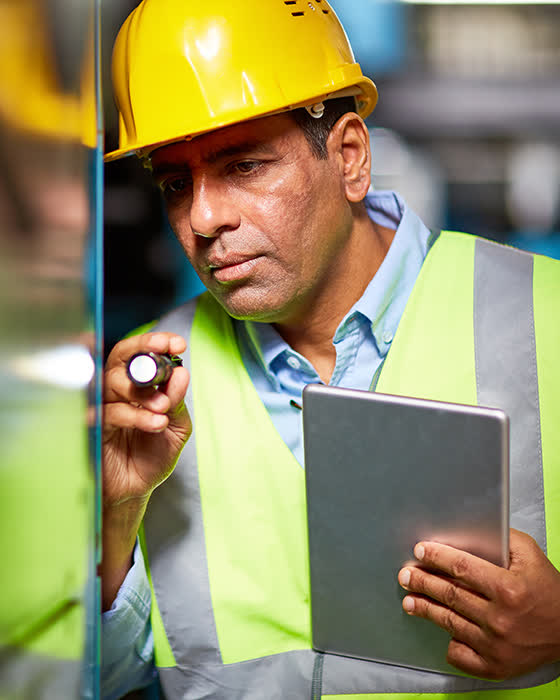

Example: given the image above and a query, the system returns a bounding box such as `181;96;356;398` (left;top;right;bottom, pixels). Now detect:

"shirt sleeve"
101;541;157;700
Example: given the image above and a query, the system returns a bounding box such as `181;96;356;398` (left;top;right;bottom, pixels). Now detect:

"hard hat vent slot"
282;0;329;13
282;0;329;16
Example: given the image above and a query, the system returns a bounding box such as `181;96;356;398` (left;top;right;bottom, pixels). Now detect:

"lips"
206;254;256;271
204;254;262;283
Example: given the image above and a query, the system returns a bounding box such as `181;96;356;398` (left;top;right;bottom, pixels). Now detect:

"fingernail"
414;544;425;561
403;596;415;613
399;569;411;587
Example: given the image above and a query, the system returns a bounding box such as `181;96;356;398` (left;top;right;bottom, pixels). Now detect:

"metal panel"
0;0;102;697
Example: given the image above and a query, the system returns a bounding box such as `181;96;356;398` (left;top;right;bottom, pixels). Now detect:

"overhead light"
402;1;559;4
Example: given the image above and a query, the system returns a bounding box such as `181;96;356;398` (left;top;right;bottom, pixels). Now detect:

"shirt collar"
237;190;431;374
349;190;431;354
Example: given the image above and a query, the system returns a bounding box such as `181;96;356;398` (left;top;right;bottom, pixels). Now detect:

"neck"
274;208;395;384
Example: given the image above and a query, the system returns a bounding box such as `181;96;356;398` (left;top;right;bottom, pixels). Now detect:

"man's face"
150;113;354;324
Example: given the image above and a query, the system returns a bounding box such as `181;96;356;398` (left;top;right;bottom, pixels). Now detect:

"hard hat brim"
105;79;377;163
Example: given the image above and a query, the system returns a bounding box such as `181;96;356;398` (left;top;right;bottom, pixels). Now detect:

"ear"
328;114;372;203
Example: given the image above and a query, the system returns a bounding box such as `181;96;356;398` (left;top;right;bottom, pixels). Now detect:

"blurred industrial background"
1;1;559;698
103;0;560;353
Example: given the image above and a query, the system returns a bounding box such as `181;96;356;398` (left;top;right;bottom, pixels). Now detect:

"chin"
211;287;290;323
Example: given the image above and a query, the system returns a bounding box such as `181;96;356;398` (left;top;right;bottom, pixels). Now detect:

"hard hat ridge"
106;0;378;162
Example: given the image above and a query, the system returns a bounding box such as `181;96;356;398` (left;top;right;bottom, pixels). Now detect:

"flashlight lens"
128;355;158;383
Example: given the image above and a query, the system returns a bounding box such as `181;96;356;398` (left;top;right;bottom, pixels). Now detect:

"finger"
398;566;488;626
402;594;485;652
159;367;192;439
104;364;171;410
103;402;168;434
106;332;187;369
509;528;541;568
413;542;505;598
159;366;190;413
446;638;505;681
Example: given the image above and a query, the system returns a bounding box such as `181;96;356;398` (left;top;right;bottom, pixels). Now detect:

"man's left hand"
398;528;560;680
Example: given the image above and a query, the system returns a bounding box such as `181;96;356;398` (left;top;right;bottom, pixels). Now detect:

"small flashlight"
126;352;183;388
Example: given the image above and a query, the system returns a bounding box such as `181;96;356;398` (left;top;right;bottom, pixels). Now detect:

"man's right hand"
101;331;191;610
103;331;191;507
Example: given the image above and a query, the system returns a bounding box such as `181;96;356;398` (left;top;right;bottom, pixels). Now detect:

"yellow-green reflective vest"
142;232;560;699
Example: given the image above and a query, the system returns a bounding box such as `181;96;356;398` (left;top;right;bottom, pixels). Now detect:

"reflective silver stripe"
0;647;81;700
321;650;560;695
159;650;316;700
473;238;546;552
145;302;222;667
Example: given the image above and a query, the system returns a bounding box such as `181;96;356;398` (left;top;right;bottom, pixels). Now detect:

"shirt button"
287;356;301;370
382;330;394;344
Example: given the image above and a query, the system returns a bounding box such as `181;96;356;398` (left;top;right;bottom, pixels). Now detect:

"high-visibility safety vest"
142;232;560;699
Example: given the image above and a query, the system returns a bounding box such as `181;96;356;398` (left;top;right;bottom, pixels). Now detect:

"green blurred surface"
0;385;92;659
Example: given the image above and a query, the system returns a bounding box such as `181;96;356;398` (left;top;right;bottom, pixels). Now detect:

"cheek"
299;199;352;288
249;170;320;257
165;206;198;260
173;226;195;259
257;197;307;258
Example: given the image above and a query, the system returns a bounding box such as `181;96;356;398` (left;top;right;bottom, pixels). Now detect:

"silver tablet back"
302;384;509;676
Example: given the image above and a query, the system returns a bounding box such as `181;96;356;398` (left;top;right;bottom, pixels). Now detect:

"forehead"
149;113;303;171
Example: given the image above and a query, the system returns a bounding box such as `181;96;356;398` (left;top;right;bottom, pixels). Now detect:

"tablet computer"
302;385;509;676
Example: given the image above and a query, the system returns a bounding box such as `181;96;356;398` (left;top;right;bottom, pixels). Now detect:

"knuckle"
450;555;471;580
443;608;459;636
146;331;166;343
103;366;121;395
496;576;527;609
487;610;513;638
515;528;536;549
443;581;459;608
104;363;117;380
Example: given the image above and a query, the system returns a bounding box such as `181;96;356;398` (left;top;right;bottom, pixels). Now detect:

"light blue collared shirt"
101;191;432;699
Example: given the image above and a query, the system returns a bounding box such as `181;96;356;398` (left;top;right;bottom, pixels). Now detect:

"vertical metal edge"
89;0;103;696
502;413;510;569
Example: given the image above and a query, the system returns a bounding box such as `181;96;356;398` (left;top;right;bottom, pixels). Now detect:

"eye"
161;177;191;196
233;160;260;174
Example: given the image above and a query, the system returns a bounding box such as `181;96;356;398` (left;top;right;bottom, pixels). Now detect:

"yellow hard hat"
106;0;378;162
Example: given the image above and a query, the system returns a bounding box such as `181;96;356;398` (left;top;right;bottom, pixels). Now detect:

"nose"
189;174;240;239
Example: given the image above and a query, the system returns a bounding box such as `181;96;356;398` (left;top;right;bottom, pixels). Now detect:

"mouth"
206;255;262;283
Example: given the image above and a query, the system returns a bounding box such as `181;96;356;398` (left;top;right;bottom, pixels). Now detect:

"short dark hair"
291;96;358;159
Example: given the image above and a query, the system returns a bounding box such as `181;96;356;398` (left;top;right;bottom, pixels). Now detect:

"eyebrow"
151;140;275;179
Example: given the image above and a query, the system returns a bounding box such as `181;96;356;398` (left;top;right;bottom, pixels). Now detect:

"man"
101;1;560;698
